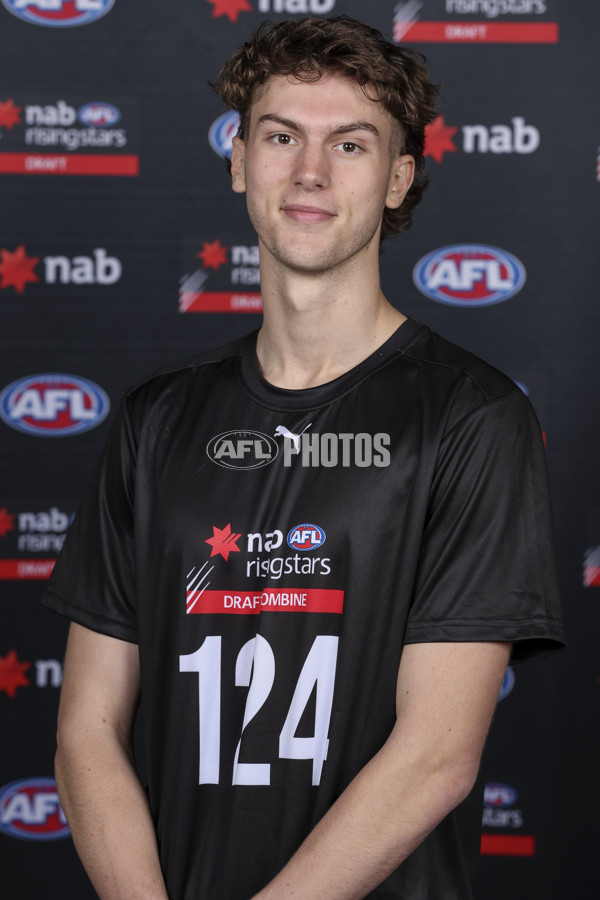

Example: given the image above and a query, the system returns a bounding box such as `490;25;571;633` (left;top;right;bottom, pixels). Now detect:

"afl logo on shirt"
413;244;526;307
0;374;110;437
207;430;279;469
1;0;115;28
287;524;326;551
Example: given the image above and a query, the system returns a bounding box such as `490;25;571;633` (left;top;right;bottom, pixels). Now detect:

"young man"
44;16;564;900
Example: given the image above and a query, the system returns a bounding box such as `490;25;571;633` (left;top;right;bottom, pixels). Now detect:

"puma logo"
274;423;312;454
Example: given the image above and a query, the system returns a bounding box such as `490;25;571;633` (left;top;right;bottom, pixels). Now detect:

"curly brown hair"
212;16;439;238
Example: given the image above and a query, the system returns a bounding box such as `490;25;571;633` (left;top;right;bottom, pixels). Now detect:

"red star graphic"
0;98;22;130
205;0;252;23
424;116;458;164
0;245;40;294
0;650;31;698
198;240;229;271
205;523;242;561
0;507;16;538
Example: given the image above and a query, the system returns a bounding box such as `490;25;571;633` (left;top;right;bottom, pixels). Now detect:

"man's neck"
256;253;406;390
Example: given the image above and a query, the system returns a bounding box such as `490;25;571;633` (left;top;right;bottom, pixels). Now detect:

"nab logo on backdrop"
0;648;63;695
0;374;110;436
0;778;69;841
180;235;262;313
0;244;122;293
1;0;114;28
0;501;74;580
0;94;138;175
425;115;540;163
413;245;526;307
203;0;335;24
393;0;559;44
482;782;529;851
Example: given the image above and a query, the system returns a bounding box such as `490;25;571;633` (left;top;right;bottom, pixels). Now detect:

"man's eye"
273;133;293;145
337;141;360;154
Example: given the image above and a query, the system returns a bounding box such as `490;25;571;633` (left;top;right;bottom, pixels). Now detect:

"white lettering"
1;792;61;825
35;660;63;688
264;530;283;551
44;248;121;285
463;118;540;154
16;0;104;8
429;260;462;291
512;116;540;153
18;507;69;533
25;100;76;127
258;0;335;11
231;245;259;265
9;390;43;420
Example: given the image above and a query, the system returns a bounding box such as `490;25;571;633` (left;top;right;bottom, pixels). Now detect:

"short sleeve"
41;395;138;643
404;389;565;662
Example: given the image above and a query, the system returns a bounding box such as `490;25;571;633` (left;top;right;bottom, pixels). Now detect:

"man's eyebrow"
256;114;304;133
330;121;381;139
255;114;381;140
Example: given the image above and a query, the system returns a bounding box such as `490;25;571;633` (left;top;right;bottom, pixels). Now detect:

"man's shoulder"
125;331;253;399
400;321;519;403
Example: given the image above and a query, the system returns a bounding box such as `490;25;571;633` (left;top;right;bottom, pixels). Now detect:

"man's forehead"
248;72;392;133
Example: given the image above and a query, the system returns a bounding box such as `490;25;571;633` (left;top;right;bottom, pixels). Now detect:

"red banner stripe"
0;153;139;175
397;22;559;44
187;588;344;615
481;834;536;856
180;292;263;314
0;559;56;580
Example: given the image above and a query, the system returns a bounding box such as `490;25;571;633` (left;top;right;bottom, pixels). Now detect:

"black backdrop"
0;1;597;897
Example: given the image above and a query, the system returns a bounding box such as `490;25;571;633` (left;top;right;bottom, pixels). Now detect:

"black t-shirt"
43;318;565;899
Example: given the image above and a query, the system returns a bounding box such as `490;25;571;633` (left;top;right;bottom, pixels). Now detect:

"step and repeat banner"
0;1;597;898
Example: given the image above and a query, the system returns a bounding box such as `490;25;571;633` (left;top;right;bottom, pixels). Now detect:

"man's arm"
253;639;512;900
55;622;169;900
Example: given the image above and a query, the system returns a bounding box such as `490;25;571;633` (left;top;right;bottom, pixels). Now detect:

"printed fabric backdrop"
0;1;597;897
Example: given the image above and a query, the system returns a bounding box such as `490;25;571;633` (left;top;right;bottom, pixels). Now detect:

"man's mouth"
282;204;336;224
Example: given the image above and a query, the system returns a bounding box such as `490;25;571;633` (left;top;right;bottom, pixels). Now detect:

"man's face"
230;71;414;278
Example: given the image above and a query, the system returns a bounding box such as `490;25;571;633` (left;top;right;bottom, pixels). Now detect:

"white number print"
179;634;339;787
233;635;275;786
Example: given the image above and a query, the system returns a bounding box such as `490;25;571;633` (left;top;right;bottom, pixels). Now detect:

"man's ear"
231;136;246;194
385;155;415;210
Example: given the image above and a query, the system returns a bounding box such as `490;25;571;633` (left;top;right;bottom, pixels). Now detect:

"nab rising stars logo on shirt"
2;0;115;28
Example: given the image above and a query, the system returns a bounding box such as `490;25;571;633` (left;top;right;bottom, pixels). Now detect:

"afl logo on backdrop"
497;666;515;701
484;784;518;808
78;102;121;127
0;374;110;437
208;110;240;159
1;0;115;28
413;244;526;307
207;430;279;469
287;524;326;551
0;777;70;841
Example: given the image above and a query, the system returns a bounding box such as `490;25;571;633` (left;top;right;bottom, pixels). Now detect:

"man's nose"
291;141;330;189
